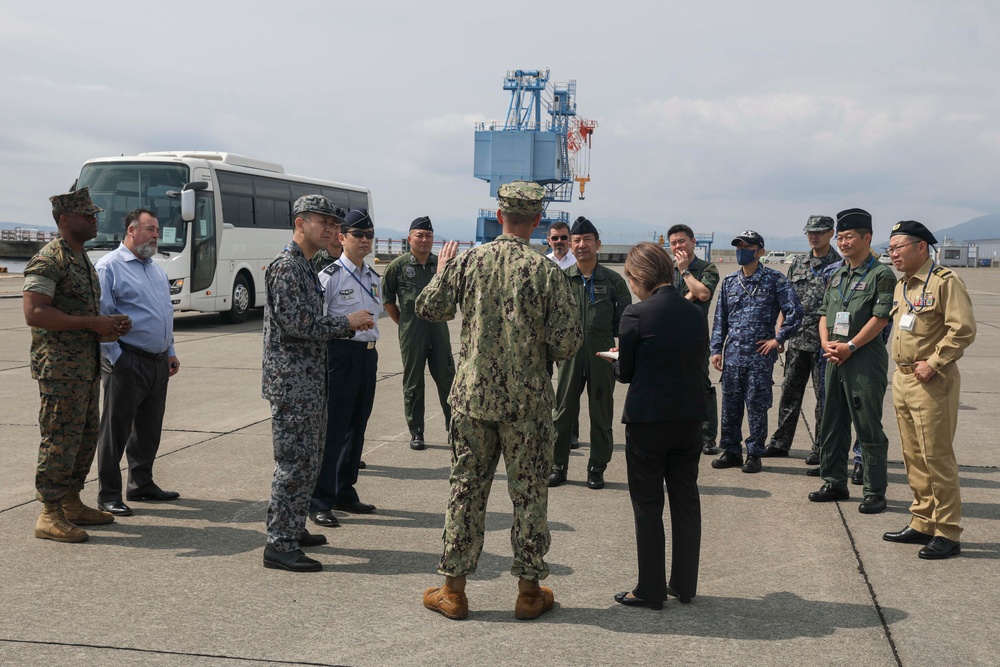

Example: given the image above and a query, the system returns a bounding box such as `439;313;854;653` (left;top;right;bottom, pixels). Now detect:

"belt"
119;342;167;361
896;362;915;375
330;339;376;350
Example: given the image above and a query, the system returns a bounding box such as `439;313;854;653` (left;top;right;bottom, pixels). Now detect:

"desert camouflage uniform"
23;238;103;504
416;228;582;580
262;240;351;552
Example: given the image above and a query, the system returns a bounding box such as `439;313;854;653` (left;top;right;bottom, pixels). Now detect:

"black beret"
890;220;938;245
731;230;765;248
836;208;873;233
410;216;433;231
570;216;598;236
343;208;374;230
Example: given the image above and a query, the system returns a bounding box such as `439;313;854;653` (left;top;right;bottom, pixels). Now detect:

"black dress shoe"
126;486;180;502
410;433;425;451
883;526;934;544
711;451;743;469
851;462;864;486
702;443;719;456
761;446;788;458
741;455;762;473
310;510;341;528
586;470;605;490
570;435;580;450
805;452;820;466
263;546;322;572
333;500;376;514
614;591;663;611
805;467;820;477
918;536;961;560
298;530;328;547
358;460;366;470
808;484;849;502
97;500;133;517
858;495;886;514
665;586;692;604
547;468;567;488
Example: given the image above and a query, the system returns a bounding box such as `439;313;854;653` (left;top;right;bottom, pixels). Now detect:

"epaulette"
931;266;952;279
321;262;341;276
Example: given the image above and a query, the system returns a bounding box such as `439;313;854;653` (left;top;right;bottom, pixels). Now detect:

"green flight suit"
382;252;455;436
552;263;631;473
676;255;720;446
818;254;896;495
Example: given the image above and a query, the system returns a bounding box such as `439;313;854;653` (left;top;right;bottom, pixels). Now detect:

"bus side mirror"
180;181;208;222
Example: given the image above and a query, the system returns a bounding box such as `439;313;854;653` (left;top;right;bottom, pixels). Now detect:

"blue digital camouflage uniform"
415;234;582;580
262;240;352;553
711;265;803;458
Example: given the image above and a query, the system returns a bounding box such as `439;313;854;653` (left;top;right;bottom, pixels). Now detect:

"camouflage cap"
803;215;834;233
292;194;345;221
497;180;545;216
49;186;103;215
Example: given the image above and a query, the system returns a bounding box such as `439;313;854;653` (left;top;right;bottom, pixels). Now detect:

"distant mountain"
933;213;1000;242
0;221;56;232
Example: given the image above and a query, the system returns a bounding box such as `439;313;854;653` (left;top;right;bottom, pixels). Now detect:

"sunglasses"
550;235;568;241
346;230;375;239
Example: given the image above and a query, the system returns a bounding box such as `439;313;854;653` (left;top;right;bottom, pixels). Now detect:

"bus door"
189;191;218;302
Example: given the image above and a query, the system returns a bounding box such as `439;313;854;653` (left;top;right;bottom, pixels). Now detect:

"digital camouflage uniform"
23;238;103;504
552;263;630;474
768;248;841;453
262;240;351;553
676;255;720;446
382;251;455;437
817;255;896;495
711;265;803;457
416;228;582;581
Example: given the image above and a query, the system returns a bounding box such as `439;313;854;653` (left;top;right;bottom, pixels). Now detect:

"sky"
1;0;998;244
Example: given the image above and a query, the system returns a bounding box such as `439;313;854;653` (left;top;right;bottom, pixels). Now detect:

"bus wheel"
221;274;251;324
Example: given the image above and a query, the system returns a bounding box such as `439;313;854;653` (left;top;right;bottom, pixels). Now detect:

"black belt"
119;342;167;361
329;339;377;350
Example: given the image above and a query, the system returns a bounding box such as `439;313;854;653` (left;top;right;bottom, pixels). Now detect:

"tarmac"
0;261;998;667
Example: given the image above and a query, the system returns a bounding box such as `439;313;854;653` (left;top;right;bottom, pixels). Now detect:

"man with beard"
94;209;181;516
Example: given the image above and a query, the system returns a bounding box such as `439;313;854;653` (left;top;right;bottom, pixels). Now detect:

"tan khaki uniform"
890;257;976;540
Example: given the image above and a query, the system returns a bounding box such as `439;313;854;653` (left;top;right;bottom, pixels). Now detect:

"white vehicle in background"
781;253;800;264
878;251;893;265
761;251;787;264
77;151;371;323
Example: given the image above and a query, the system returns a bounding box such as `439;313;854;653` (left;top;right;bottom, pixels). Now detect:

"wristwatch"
847;340;858;352
681;269;692;277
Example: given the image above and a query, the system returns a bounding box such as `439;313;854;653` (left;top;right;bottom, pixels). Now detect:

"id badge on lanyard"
899;312;916;331
833;311;850;337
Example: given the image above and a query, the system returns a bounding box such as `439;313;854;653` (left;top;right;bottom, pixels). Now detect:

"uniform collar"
339;254;368;275
408;252;435;266
906;256;936;282
495;233;529;246
566;262;604;279
286;240;306;259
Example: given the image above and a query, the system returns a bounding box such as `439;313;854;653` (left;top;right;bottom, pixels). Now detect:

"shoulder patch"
321;263;341;275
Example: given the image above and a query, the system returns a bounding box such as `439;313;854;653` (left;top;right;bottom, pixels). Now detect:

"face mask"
736;248;757;265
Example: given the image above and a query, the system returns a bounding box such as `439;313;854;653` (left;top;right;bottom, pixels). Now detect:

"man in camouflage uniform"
416;181;582;621
382;216;455;450
23;187;126;542
311;216;343;271
710;230;803;474
764;215;841;462
261;195;373;573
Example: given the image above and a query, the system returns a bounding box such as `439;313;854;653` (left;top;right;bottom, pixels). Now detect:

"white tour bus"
77;151;372;322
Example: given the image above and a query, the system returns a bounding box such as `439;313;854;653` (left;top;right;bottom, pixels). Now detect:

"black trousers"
97;349;170;503
625;421;703;602
311;340;377;510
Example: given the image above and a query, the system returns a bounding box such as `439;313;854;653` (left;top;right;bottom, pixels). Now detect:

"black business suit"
613;285;709;603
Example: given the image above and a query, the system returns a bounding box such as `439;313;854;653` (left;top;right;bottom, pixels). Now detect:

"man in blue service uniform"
382;216;455;450
549;216;630;489
808;208;895;514
311;209;384;524
710;230;802;474
262;195;373;572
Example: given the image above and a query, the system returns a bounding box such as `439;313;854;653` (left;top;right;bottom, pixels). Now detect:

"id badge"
833;311;850;337
899;313;916;331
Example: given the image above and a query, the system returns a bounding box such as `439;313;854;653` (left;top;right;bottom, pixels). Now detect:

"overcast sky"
1;0;998;243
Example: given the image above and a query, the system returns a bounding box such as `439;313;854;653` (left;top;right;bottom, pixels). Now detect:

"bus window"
321;187;351;211
348;191;369;212
190;193;217;294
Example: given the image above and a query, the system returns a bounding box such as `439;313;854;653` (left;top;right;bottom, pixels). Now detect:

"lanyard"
902;260;935;313
737;266;759;298
580;273;595;304
337;259;380;302
837;254;876;306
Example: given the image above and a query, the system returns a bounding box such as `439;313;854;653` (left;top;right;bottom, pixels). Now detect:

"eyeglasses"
887;240;920;254
346;230;375;239
549;235;568;241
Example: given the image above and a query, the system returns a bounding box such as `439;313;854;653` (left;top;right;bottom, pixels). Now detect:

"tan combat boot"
423;575;469;620
62;493;115;526
514;577;555;620
35;503;88;543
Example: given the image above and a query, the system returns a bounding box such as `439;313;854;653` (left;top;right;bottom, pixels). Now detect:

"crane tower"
473;68;597;242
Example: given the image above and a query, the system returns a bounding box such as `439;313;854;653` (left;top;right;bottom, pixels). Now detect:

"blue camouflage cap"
292;194;346;221
803;215;834;233
50;187;103;215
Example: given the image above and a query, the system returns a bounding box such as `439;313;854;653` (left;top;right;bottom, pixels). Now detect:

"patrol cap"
803;215;834;233
570;216;598;236
343;208;374;230
731;230;765;248
292;194;346;221
49;187;103;215
410;216;433;231
497;180;545;216
836;208;873;233
890;220;938;246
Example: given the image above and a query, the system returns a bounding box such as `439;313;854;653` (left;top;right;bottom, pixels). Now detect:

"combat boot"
35;503;88;543
514;577;555;620
62;493;115;526
423;575;468;620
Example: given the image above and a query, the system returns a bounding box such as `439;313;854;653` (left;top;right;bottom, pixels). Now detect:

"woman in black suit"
610;242;709;610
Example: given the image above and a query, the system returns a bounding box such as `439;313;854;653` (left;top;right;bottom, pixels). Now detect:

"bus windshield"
78;162;190;251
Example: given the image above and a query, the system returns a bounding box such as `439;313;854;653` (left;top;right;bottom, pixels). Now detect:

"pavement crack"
836;502;904;667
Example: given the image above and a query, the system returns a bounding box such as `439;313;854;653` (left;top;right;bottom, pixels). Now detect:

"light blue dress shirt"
319;255;383;343
94;243;176;364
